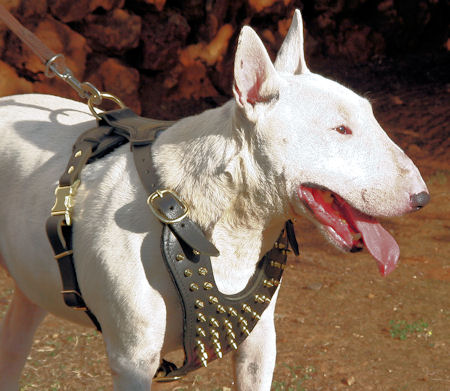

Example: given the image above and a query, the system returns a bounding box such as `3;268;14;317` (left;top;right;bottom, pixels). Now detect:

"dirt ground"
0;59;449;390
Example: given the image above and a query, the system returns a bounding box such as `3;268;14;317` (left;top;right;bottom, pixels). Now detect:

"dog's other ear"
274;9;309;74
233;26;280;118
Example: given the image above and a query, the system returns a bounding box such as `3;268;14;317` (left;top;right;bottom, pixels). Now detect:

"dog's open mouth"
297;185;400;276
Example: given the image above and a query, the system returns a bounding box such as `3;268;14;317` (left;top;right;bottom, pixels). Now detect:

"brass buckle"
147;189;188;224
60;290;88;311
51;179;80;226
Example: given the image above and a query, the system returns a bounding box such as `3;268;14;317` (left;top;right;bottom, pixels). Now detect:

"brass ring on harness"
88;92;126;119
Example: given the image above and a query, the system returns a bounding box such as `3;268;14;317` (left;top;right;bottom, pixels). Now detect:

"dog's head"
232;10;429;276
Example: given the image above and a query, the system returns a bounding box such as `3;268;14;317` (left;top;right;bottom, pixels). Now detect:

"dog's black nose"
410;191;430;210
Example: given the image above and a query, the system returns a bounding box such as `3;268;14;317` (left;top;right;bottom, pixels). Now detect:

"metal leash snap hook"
88;92;126;120
45;53;67;78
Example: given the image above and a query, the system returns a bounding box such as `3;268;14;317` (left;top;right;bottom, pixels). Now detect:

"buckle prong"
147;189;188;224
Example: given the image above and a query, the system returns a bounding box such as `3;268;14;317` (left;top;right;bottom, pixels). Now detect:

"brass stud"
209;317;220;328
190;283;199;291
255;294;269;304
228;307;238;317
238;316;248;326
195;299;205;309
197;313;206;322
67;166;75;174
270;260;286;270
184;269;193;277
242;327;250;336
210;329;220;339
176;254;184;261
209;296;219;304
74;150;82;158
229;340;238;350
224;319;232;329
197;327;206;337
200;357;208;367
198;267;208;276
193;249;200;255
252;312;261;320
216;304;226;314
242;304;252;313
263;279;274;288
213;340;223;358
226;330;236;339
203;282;213;290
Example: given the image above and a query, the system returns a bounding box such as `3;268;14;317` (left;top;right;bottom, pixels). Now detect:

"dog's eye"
334;125;352;135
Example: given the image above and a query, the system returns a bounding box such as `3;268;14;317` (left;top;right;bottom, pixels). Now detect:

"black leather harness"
46;108;299;382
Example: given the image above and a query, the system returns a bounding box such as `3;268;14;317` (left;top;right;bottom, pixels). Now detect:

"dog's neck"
153;101;287;291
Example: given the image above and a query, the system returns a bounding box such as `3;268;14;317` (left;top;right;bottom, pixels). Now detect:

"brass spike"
238;316;248;327
74;150;82;158
270;278;281;287
216;304;226;314
209;317;220;328
224;319;233;329
264;296;271;304
203;282;214;290
242;326;250;336
200;357;208;367
195;299;205;309
190;283;199;291
197;313;206;322
196;339;205;350
67;166;75;174
263;279;274;288
198;267;208;276
252;312;261;320
196;327;206;337
226;330;235;339
210;329;220;339
213;340;223;358
209;296;219;304
242;304;252;313
176;254;184;261
228;307;238;317
193;249;200;255
270;260;286;270
227;335;238;349
184;269;193;277
274;241;280;248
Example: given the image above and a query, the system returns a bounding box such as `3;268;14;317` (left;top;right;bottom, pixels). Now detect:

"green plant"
272;364;315;391
389;320;431;340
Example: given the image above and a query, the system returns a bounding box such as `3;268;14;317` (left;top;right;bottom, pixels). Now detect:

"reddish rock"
140;12;190;71
48;0;92;23
0;60;33;96
87;58;141;114
89;0;125;12
82;9;141;53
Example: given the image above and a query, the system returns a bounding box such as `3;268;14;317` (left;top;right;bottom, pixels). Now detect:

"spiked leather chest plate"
46;108;297;382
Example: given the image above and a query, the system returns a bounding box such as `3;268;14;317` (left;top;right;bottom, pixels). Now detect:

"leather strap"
45;107;299;382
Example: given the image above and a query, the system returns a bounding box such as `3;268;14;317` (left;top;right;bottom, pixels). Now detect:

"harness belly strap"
45;108;297;382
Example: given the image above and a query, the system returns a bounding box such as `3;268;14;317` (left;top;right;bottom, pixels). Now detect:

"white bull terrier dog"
0;10;429;391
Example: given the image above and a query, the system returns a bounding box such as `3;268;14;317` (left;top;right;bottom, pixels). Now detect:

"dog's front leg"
103;329;163;391
233;301;277;391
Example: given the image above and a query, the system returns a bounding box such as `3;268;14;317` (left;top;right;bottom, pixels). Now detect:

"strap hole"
169;206;174;210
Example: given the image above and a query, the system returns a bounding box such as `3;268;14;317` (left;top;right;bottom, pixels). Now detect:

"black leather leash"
46;108;299;382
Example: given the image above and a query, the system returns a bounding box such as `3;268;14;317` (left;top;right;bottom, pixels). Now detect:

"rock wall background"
0;0;448;118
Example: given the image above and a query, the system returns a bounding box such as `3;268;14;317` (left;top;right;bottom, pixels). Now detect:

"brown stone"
86;58;141;114
82;9;141;53
48;0;92;23
0;60;33;96
89;0;125;12
140;12;190;71
141;0;166;12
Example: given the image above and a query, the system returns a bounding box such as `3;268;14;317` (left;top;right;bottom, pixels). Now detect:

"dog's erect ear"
274;9;309;74
233;26;280;117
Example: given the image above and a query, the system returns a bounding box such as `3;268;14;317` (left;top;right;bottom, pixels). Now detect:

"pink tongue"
338;200;400;276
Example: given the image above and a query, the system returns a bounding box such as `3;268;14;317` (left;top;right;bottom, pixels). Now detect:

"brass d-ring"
88;92;126;119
